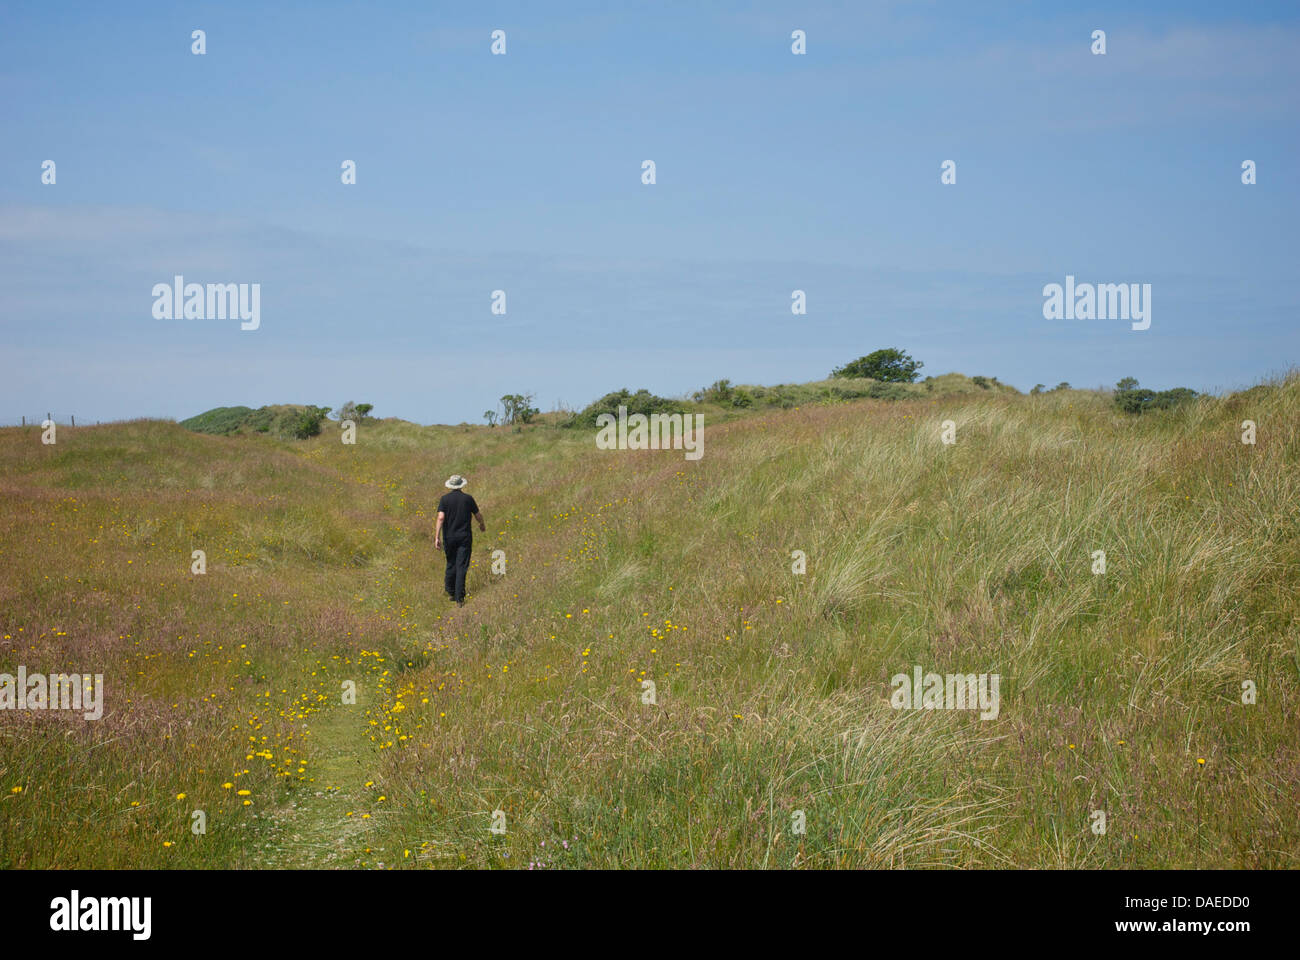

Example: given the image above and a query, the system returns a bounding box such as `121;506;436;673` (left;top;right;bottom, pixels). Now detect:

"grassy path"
252;680;389;869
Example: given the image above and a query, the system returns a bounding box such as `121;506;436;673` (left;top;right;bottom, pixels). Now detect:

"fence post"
71;415;75;427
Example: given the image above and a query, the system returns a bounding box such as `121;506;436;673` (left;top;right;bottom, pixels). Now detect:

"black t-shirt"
438;490;479;542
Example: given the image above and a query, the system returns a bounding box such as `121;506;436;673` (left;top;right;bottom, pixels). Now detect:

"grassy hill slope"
180;403;338;439
2;378;1297;868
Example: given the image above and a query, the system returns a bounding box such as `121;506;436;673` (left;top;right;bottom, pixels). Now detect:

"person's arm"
473;509;486;533
435;511;445;550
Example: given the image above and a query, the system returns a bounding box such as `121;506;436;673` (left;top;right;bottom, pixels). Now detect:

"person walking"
435;474;485;606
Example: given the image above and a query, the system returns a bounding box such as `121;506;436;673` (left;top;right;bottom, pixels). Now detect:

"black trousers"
443;536;472;602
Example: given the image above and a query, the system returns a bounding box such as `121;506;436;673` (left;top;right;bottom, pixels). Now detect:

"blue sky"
2;1;1297;425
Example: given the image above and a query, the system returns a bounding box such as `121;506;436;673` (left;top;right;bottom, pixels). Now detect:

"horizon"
2;1;1297;424
3;365;1283;431
5;364;1284;429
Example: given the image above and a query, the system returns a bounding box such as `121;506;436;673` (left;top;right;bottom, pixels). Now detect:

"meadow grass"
1;377;1297;868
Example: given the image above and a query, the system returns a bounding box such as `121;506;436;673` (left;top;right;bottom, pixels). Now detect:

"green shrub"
564;388;682;429
693;379;734;404
291;406;332;439
831;348;923;383
866;381;912;400
244;408;275;433
1113;379;1198;414
334;400;374;423
179;406;254;435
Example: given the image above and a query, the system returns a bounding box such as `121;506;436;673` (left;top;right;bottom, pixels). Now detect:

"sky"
1;1;1297;425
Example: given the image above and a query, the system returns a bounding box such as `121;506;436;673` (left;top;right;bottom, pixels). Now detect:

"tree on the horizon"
831;348;923;383
334;400;374;422
500;393;539;425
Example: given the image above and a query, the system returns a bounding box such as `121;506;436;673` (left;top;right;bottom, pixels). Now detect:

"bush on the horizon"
179;405;255;435
334;401;374;423
831;348;923;383
563;388;682;429
692;379;755;408
1113;378;1199;414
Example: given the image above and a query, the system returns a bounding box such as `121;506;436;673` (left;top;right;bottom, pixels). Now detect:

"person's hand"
434;537;441;550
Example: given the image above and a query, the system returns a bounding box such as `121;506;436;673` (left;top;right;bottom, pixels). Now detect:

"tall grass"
1;376;1297;868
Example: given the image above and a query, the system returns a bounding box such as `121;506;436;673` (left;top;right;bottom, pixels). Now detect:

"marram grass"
1;377;1297;868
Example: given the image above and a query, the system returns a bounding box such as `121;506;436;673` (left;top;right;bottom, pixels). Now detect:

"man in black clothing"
434;474;485;606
